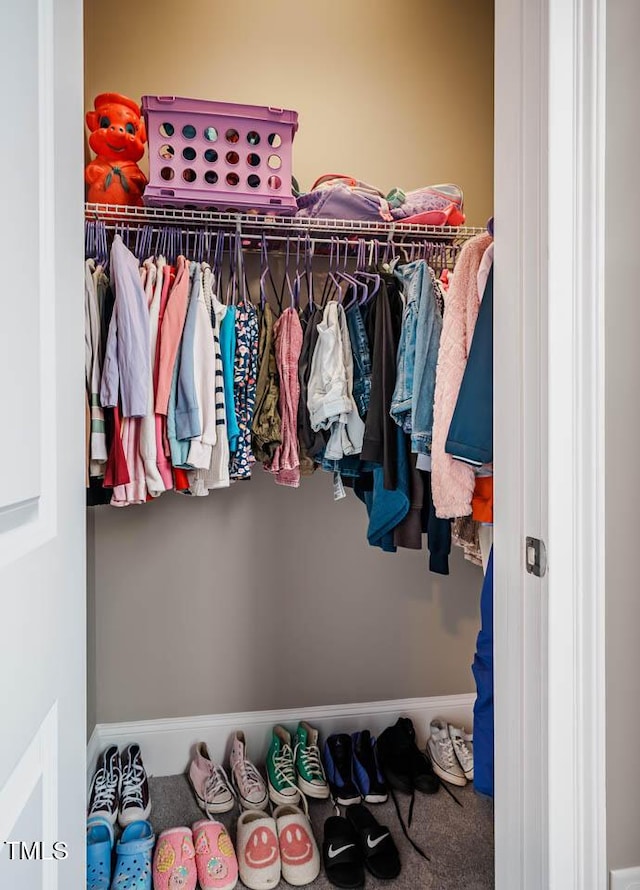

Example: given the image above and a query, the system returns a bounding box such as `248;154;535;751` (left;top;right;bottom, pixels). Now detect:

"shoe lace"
91;768;118;811
204;764;235;820
294;742;326;782
438;737;458;769
452;737;472;766
274;744;310;817
121;755;145;808
236;758;265;796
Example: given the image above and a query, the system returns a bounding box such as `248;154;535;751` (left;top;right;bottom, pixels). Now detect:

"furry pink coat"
432;233;493;518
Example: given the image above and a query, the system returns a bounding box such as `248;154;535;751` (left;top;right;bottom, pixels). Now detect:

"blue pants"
472;546;494;797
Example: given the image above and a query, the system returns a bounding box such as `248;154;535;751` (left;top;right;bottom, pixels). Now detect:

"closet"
81;2;496;889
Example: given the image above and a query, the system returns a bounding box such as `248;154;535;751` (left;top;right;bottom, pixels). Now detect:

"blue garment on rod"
354;426;410;552
446;266;493;466
472;546;494;797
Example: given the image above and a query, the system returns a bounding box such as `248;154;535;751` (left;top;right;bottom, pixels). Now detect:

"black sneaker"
88;745;121;825
118;743;151;827
377;718;439;795
352;731;388;803
397;717;440;794
323;734;362;806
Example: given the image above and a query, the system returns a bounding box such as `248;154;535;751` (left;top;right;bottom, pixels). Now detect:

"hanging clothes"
155;255;190;416
219;304;240;454
390;260;442;455
265;306;303;487
252;303;282;464
473;546;494;798
431;233;492;518
229;300;259;480
446;266;494;467
360;269;404;490
153;264;176;492
140;256;167;497
188;264;230;494
100;234;150;419
84;259;107;478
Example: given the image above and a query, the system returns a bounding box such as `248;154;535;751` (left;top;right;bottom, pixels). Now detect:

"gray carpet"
149;774;494;890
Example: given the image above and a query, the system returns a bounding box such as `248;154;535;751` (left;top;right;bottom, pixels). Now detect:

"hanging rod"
85;202;486;242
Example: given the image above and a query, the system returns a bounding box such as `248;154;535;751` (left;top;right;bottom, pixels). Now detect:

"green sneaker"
266;726;300;806
294;722;330;799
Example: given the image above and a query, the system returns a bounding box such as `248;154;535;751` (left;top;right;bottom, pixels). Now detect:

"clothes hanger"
85;220;95;261
291;234;304;310
303;234;315;313
355;238;380;304
278;233;295;311
339;238;365;309
321;237;342;306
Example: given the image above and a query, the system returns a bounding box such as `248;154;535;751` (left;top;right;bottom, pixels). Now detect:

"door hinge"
525;536;547;577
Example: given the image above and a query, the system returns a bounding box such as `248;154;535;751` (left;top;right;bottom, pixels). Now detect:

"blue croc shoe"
110;820;155;890
87;816;114;890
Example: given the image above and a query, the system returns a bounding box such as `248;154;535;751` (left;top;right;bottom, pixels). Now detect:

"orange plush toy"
85;93;148;206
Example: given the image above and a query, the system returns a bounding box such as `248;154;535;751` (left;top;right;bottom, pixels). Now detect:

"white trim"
494;0;550;886
610;866;640;890
495;0;607;886
547;0;607;887
86;694;475;783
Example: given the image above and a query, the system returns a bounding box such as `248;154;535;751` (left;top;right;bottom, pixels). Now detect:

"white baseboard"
610;866;640;890
86;693;475;785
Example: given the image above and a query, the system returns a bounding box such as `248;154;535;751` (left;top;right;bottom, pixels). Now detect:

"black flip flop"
346;803;401;880
322;816;365;889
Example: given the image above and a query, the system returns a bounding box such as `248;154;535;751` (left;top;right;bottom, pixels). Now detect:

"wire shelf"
85;202;486;242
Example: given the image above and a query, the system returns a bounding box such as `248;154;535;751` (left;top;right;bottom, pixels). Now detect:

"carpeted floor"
149;774;494;890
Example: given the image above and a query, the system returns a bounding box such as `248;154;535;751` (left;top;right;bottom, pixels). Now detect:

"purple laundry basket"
141;96;299;213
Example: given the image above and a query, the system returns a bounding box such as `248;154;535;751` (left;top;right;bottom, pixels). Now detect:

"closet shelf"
85;202;486;242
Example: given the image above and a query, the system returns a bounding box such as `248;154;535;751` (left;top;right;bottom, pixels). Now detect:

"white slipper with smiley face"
236;810;281;890
273;805;320;887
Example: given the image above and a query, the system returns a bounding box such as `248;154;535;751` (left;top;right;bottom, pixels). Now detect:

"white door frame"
495;0;607;887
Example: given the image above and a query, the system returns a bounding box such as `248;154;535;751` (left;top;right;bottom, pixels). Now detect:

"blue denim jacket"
391;260;442;453
346;302;372;419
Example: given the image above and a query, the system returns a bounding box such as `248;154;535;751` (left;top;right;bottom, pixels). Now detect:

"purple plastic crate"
141;95;299;213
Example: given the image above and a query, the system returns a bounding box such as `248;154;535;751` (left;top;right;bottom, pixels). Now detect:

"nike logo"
328;843;355;859
367;832;389;849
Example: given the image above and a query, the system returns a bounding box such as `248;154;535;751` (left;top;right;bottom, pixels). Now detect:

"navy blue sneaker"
352;730;388;803
323;734;362;806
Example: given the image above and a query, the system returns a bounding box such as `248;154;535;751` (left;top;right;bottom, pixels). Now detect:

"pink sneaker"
152;827;197;890
189;742;235;815
192;819;238;890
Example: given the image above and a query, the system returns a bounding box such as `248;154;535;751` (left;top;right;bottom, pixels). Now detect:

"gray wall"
89;469;481;724
606;0;640;871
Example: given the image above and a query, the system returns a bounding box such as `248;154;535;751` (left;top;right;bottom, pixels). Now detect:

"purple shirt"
100;235;150;418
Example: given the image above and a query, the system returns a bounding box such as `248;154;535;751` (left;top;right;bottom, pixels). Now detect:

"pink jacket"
432;233;492;518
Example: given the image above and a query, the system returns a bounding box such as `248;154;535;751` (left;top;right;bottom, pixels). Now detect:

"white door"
495;0;607;888
0;1;85;888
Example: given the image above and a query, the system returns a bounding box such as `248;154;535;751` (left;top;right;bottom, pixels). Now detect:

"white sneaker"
449;724;474;781
230;731;269;811
427;719;467;787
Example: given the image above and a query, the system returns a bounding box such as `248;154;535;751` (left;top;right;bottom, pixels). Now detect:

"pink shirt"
155;256;190;415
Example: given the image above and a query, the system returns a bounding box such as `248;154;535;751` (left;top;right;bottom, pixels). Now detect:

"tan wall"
606;0;640;872
84;0;494;225
84;0;493;726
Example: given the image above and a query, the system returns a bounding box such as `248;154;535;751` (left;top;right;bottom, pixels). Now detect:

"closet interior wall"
605;0;640;871
84;0;495;735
